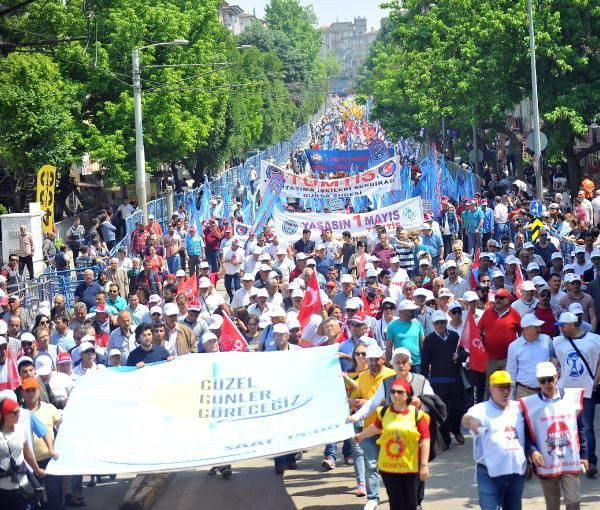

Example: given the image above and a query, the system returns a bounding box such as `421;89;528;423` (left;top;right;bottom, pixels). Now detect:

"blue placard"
530;200;543;217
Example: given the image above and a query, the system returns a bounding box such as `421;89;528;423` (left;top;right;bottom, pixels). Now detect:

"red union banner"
259;157;401;200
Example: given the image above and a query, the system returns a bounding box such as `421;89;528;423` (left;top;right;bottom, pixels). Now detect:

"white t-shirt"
198;292;224;315
0;423;27;490
223;247;243;275
554;332;600;398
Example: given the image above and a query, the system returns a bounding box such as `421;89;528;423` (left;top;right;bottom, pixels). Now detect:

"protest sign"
47;345;352;475
274;197;424;241
305;149;370;173
260;157;401;200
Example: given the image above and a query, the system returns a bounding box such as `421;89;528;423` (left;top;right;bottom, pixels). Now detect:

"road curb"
119;473;173;510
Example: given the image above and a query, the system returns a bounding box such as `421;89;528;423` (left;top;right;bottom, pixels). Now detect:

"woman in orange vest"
354;378;430;510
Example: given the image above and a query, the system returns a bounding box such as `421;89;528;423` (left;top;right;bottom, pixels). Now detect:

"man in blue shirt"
481;199;495;247
127;323;173;367
314;244;335;278
184;225;204;276
420;224;444;269
465;200;484;256
73;269;103;310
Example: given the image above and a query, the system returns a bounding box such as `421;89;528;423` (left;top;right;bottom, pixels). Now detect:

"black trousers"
19;254;34;278
381;471;418;510
467;369;486;408
431;381;464;443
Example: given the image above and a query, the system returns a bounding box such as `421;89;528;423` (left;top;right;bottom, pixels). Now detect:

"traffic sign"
526;131;548;152
530;200;543;217
531;218;545;241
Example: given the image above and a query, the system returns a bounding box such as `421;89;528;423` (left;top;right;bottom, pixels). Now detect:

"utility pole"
472;124;479;174
132;47;147;222
528;0;543;200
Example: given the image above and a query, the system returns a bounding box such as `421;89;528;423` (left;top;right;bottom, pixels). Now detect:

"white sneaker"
363;500;378;510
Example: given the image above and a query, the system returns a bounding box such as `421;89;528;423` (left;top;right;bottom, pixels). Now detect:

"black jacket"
421;330;468;380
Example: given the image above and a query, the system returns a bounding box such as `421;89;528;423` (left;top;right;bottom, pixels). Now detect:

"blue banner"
305;150;371;174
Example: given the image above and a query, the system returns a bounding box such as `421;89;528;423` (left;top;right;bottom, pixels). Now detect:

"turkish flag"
469;248;480;290
298;271;323;331
0;346;21;391
220;313;248;352
177;275;198;300
460;309;488;373
513;261;524;299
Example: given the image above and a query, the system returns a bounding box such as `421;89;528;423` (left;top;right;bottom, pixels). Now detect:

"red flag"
0;346;21;391
513;262;524;299
298;271;323;330
468;248;480;290
459;309;488;373
220;313;248;352
177;275;198;301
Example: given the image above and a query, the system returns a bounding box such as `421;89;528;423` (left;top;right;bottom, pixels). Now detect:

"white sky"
237;0;389;32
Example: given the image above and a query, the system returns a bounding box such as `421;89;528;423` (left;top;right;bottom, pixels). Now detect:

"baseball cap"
521;314;545;328
349;312;367;324
296;253;307;261
413;288;429;298
365;344;384;359
201;332;218;344
149;294;162;304
548;203;559;209
366;269;378;279
79;341;94;353
291;289;304;299
340;274;354;284
150;305;163;315
249;288;259;297
268;307;287;318
491;270;504;279
390;256;400;264
555;312;579;326
241;273;254;281
273;323;289;335
259;254;272;261
199;261;210;269
306;259;316;266
94;304;108;314
253;246;263;255
208;314;223;330
449;301;462;311
524;242;535;250
551;252;563;261
259;264;271;272
391;347;412;362
38;307;51;318
531;276;546;287
276;247;287;255
109;348;122;358
345;297;363;310
526;263;540;272
21;378;39;390
198;277;211;288
521;281;536;292
176;269;186;277
148;214;155;220
256;288;269;298
575;246;585;254
419;259;430;267
286;318;301;330
438;288;453;298
445;260;457;269
505;255;519;265
188;301;201;312
163;303;179;316
536;362;557;378
35;355;53;376
495;288;511;298
382;297;397;307
57;352;72;364
431;310;448;323
463;291;478;302
398;299;418;311
592;250;600;259
489;370;512;385
568;303;584;315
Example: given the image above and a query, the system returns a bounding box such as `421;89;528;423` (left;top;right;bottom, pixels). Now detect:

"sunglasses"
382;305;396;310
82;349;95;354
450;310;462;314
390;389;407;395
538;377;554;385
355;352;367;357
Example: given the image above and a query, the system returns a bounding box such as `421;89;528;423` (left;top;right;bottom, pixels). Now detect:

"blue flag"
253;174;284;235
222;173;232;222
187;198;202;234
198;176;212;221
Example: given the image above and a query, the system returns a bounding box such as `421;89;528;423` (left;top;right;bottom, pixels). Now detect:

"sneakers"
587;465;598;478
220;466;232;479
344;456;354;465
208;467;219;476
355;484;366;497
363;500;378;510
275;464;285;475
321;457;336;471
454;433;465;445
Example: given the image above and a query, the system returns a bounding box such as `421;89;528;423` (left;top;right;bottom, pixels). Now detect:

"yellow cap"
489;370;512;386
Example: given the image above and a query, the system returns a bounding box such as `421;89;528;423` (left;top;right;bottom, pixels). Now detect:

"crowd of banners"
252;170;285;235
274;197;424;241
47;346;353;475
259;158;401;201
305;149;370;173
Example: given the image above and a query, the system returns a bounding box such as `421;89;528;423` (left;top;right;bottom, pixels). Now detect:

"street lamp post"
527;0;543;200
133;39;188;221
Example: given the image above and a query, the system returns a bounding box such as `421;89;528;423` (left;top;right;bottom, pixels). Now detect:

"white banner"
274;197;424;240
260;156;402;200
47;346;353;475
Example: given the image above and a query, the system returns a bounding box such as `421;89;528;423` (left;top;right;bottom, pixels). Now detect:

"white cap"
419;259;430;266
563;264;575;273
291;289;304;298
548;203;559;209
79;341;94;352
438;288;453;298
256;288;269;298
536;361;557;378
524;242;535;250
532;276;546;286
390;256;400;264
276;247;287;255
479;252;491;260
382;297;396;307
149;294;161;303
366;269;378;278
391;347;412;361
259;264;271;272
269;307;287;318
464;291;478;302
521;314;545;328
268;271;279;280
592;250;600;259
445;260;457;269
38;307;51;318
258;316;271;329
449;301;462;311
527;262;540;271
306;259;316;266
316;244;326;251
492;270;504;279
345;297;363;309
259;254;272;261
551;252;563;261
365;344;384;359
521;281;536;292
286;318;301;330
568;303;584;315
398;299;418;311
20;332;35;344
273;323;289;335
556;312;579;325
431;310;448;323
241;273;255;281
249;287;259;297
340;274;354;284
413;288;429;298
575;246;585;254
80;334;96;344
296;253;307;261
35;355;53;376
505;255;519;265
163;303;179;316
417;250;428;258
148;214;155;220
566;273;581;283
150;305;163;315
208;314;223;330
201;332;218;344
109;348;122;357
199;261;210;269
198;277;211;288
175;269;186;277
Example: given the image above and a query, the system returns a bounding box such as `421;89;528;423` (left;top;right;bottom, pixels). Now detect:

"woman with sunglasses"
0;397;46;509
354;378;430;510
242;314;261;351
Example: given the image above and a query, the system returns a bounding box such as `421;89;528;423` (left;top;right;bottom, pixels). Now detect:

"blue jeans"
323;439;353;462
468;232;482;255
166;256;179;274
359;435;380;501
494;223;509;242
205;249;219;273
351;424;366;487
583;397;597;466
224;273;240;301
477;464;524;510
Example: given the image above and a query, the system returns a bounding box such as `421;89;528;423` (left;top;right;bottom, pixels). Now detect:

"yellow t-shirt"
33;402;61;461
356;367;396;427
